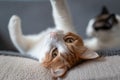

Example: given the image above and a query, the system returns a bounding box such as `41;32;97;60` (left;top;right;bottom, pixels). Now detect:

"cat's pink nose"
50;32;58;39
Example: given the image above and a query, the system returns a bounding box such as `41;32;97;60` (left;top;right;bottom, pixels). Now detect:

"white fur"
84;15;120;50
50;0;75;33
8;0;76;62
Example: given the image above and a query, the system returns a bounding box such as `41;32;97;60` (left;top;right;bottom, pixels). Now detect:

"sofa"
0;49;120;80
0;51;120;80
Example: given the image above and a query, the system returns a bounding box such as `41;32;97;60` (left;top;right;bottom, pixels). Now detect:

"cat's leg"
50;0;76;33
8;15;35;54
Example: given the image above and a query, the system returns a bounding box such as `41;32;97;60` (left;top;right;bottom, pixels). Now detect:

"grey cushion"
97;48;120;56
0;54;120;80
63;56;120;80
0;56;52;80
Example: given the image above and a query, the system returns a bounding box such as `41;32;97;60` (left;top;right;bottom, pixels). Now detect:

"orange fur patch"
41;32;98;78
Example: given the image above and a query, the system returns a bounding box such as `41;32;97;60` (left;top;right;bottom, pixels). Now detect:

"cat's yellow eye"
65;38;74;43
52;48;58;58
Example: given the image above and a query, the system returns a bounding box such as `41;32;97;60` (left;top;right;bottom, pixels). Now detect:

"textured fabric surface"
0;51;38;60
97;48;120;56
0;56;52;80
63;56;120;80
0;55;120;80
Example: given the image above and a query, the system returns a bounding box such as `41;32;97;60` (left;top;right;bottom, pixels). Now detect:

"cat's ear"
100;6;109;14
51;67;67;78
80;49;99;59
107;14;118;24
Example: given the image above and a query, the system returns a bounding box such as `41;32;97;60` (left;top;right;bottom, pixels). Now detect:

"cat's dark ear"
107;14;118;24
100;6;109;14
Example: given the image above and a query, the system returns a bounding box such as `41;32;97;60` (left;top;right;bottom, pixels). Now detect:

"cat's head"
40;31;99;78
86;6;119;38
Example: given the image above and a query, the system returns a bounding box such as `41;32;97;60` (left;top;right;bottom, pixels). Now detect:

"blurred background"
0;0;120;51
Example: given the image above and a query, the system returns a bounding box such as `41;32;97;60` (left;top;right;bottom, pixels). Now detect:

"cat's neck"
96;35;120;48
97;33;120;44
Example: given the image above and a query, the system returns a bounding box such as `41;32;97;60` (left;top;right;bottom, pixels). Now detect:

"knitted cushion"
0;51;120;80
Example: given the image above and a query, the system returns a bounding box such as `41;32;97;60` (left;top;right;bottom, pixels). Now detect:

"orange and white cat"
8;0;99;78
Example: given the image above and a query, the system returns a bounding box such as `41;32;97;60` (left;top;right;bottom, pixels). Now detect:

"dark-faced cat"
84;6;120;50
8;0;99;78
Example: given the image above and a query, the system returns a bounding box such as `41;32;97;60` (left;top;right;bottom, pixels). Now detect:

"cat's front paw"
8;15;22;35
9;15;21;27
8;15;21;31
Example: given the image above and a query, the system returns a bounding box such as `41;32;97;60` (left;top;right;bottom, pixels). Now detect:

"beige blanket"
0;55;120;80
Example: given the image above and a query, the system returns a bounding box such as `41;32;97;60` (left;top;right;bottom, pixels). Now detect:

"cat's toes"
8;15;22;33
8;15;21;27
9;15;21;23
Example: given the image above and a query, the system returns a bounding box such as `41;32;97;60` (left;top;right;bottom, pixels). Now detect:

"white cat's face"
38;30;99;77
86;6;119;38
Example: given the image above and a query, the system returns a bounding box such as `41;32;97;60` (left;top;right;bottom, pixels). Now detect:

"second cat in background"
84;6;120;51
